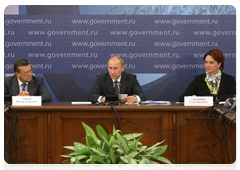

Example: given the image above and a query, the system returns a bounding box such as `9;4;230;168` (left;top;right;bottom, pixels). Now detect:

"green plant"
62;122;172;164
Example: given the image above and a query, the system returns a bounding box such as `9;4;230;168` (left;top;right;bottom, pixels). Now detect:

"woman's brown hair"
204;49;225;71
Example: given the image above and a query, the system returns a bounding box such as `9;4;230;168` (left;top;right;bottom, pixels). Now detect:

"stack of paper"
141;101;171;105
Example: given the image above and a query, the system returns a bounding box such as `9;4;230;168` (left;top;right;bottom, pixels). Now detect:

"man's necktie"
22;83;26;91
113;80;119;94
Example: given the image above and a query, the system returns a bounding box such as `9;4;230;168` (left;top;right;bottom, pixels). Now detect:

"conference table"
4;102;236;164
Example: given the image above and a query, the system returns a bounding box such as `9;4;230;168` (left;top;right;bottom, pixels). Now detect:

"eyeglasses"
19;69;34;75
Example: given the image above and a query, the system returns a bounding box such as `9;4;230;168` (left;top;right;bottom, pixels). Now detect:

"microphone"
213;94;219;105
4;95;12;105
105;94;118;103
224;97;236;111
230;99;238;111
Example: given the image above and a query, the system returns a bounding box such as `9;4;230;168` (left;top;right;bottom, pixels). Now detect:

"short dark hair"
14;58;30;72
203;49;225;71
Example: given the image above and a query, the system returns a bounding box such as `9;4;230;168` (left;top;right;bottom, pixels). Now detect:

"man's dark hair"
14;58;30;72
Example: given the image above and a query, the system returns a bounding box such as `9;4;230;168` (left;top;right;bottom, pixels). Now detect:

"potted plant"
62;122;172;164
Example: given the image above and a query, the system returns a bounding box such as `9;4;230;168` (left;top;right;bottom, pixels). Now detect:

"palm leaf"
86;136;97;148
144;139;166;152
123;133;143;140
82;122;99;145
151;155;172;164
96;124;108;140
116;133;129;153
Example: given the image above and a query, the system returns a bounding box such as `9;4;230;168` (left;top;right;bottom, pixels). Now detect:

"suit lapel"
28;77;35;95
105;75;114;93
120;72;127;94
201;75;211;94
218;73;227;95
11;76;19;95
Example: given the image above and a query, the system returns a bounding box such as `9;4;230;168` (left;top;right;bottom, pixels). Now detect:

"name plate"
12;96;42;106
184;96;213;106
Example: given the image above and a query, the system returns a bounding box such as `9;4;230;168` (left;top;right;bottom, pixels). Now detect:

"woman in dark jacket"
179;49;236;102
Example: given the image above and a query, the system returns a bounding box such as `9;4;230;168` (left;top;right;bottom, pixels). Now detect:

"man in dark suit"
4;58;52;102
88;56;146;103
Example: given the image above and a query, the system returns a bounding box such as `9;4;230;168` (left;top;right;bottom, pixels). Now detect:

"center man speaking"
88;56;146;104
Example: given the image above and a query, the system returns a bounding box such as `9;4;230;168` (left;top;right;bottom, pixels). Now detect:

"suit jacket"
179;72;236;102
4;75;52;102
88;72;146;102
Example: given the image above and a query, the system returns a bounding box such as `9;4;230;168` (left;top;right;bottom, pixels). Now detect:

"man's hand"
125;96;137;104
102;97;106;103
18;91;30;96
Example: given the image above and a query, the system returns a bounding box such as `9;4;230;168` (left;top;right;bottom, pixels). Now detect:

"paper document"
141;101;171;105
71;101;92;105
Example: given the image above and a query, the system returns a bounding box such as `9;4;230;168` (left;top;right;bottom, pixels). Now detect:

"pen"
176;102;184;104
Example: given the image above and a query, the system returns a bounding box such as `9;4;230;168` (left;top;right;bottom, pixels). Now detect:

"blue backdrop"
4;5;236;101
